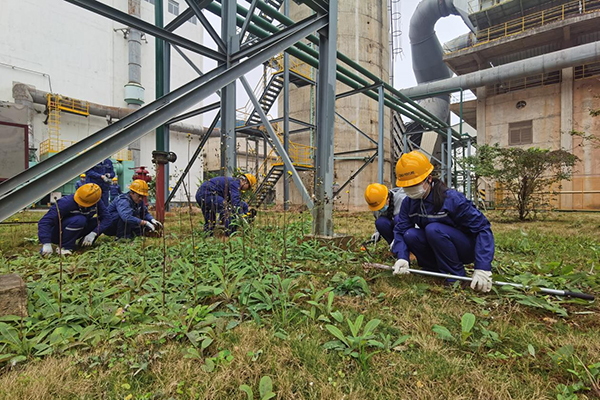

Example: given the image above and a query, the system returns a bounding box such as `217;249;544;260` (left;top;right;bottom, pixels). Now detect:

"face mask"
404;181;428;199
380;204;388;212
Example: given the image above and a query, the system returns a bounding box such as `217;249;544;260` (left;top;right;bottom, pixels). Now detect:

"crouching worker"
195;174;256;235
364;183;406;245
391;151;495;293
38;183;107;256
103;180;162;239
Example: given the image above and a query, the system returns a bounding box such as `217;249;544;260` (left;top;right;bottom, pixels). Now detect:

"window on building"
189;15;198;25
168;0;179;15
144;0;155;5
509;120;533;146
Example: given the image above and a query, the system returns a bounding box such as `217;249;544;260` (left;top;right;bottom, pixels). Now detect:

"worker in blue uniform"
75;174;86;190
86;158;115;206
109;177;122;203
102;179;161;239
391;150;495;292
195;174;256;235
38;183;109;256
364;183;406;246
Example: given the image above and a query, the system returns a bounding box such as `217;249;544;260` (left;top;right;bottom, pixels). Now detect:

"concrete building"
445;0;600;210
0;0;206;202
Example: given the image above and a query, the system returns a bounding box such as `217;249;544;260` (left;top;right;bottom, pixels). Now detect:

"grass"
0;208;598;399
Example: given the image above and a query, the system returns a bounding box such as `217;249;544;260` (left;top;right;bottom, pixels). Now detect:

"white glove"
151;219;162;229
393;259;410;275
102;175;111;183
470;269;493;293
370;232;380;243
144;221;156;232
57;248;72;256
41;243;53;256
82;232;97;247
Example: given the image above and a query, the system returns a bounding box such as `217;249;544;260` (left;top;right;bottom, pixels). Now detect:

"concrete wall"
279;0;391;211
0;0;206;202
477;75;600;210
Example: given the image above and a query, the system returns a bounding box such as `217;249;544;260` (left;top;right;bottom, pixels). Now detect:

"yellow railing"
449;0;600;53
39;138;75;155
270;54;313;81
488;70;561;95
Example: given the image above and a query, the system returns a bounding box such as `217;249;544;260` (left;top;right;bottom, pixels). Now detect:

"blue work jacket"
103;192;154;230
109;184;122;198
86;159;115;185
198;176;245;212
75;180;86;190
38;195;109;244
392;188;495;271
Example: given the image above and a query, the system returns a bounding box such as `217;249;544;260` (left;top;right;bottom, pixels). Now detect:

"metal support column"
313;0;338;236
466;136;472;201
155;0;167;222
283;0;290;210
220;0;238;176
377;84;384;183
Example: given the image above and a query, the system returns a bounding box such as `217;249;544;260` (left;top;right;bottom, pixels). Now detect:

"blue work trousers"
403;222;476;277
375;216;394;245
50;215;98;250
195;192;235;234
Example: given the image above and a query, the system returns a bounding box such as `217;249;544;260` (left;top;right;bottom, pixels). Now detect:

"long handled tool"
363;262;595;301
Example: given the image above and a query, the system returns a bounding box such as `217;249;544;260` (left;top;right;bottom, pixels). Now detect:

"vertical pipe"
220;0;238;176
163;42;171;212
313;0;338;236
155;0;166;222
127;0;142;166
377;84;384;183
283;0;290;210
446;126;452;186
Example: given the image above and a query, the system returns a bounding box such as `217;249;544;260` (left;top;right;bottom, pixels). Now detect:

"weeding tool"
363;262;595;301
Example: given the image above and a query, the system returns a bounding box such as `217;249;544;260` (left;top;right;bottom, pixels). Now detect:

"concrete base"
303;233;354;250
0;274;28;317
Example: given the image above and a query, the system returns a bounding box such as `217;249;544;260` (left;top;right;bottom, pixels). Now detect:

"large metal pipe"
127;0;143;165
401;41;600;98
12;83;215;137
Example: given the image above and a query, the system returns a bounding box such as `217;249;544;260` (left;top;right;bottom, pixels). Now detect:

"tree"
464;145;579;220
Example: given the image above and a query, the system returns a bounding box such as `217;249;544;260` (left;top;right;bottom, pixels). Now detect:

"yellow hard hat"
129;179;149;196
364;183;389;211
80;174;86;178
74;183;102;207
243;173;257;188
112;177;118;181
395;150;434;187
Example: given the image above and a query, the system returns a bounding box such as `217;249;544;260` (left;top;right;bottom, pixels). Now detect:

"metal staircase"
251;165;284;207
391;110;405;163
247;73;284;126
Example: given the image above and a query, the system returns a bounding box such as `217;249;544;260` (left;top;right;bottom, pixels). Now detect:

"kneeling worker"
364;183;406;245
38;183;108;256
103;180;162;239
391;151;495;292
195;174;256;235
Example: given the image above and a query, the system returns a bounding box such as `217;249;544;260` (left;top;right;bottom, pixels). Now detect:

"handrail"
447;0;600;54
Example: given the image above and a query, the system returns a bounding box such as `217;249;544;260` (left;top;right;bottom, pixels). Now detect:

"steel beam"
0;10;326;221
239;0;259;45
0;62;226;199
186;0;226;52
240;76;314;209
220;0;238;176
283;0;290;211
166;101;220;125
335;112;377;146
166;111;220;206
65;0;225;62
313;0;337;236
333;153;377;197
165;7;194;31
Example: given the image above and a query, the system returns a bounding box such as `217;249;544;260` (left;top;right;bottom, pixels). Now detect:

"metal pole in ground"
363;262;596;300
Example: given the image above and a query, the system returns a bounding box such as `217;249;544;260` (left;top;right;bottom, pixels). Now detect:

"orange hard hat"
74;183;102;207
364;183;389;211
129;179;149;196
395;151;434;187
